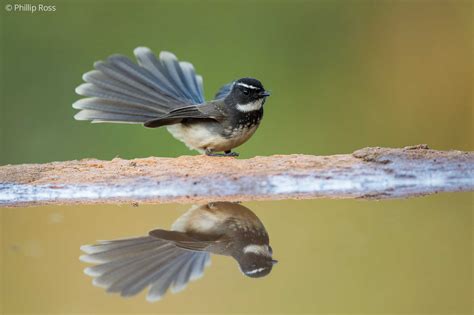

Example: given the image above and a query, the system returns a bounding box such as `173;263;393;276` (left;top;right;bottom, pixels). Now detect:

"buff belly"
166;122;258;153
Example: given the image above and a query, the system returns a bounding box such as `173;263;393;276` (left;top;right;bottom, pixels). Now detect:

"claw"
224;151;239;157
205;149;239;157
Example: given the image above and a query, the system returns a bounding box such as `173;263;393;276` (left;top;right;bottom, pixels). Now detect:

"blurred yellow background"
2;194;473;313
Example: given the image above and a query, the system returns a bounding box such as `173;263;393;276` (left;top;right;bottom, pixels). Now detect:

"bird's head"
237;244;277;278
228;78;270;112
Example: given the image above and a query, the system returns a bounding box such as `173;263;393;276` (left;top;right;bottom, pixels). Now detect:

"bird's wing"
149;229;221;252
214;81;234;99
74;47;205;123
144;102;227;128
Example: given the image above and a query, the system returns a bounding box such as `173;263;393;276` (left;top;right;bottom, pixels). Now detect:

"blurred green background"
0;0;471;164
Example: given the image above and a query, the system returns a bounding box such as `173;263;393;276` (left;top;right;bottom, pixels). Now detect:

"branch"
1;145;472;207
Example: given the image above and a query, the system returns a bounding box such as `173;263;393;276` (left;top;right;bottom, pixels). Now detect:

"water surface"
2;193;472;314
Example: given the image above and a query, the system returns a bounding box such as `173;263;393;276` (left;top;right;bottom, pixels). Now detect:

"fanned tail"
73;47;205;124
80;236;210;302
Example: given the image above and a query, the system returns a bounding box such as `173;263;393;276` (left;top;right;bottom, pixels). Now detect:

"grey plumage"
73;98;159;118
214;81;234;100
74;48;270;155
80;237;164;263
80;236;209;301
74;47;205;124
80;202;275;302
145;251;200;300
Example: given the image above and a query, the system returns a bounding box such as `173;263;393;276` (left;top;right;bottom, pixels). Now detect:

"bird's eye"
242;88;249;95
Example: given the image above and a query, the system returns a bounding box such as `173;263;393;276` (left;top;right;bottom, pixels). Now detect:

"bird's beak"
259;90;271;97
271;259;278;265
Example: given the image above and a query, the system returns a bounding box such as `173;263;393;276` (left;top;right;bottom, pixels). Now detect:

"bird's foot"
205;149;239;157
224;150;239;157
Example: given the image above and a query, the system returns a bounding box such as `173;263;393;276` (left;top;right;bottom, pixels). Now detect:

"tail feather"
189;252;210;281
75;83;160;109
104;55;182;104
120;251;194;297
146;252;197;301
95;246;176;290
83;236;154;253
73;47;205;124
158;52;199;103
80;238;166;263
84;245;171;280
80;236;210;301
134;47;204;103
74;109;154;124
180;61;205;103
170;252;203;293
106;246;179;294
133;48;183;99
73;98;163;118
83;69;175;108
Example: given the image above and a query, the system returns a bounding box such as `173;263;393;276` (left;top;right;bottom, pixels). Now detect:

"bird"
73;47;271;157
80;202;277;302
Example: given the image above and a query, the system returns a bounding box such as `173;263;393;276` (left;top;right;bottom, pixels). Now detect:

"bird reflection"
80;202;277;302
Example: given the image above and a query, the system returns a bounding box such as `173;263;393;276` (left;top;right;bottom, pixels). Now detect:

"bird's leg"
205;149;239;157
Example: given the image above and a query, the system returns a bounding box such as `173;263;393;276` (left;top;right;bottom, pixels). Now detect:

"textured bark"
0;145;472;207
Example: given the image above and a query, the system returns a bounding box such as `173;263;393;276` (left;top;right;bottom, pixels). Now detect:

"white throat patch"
243;244;271;257
245;267;268;275
236;99;264;112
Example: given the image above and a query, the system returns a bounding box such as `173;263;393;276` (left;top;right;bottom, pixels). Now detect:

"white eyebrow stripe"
236;82;260;90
